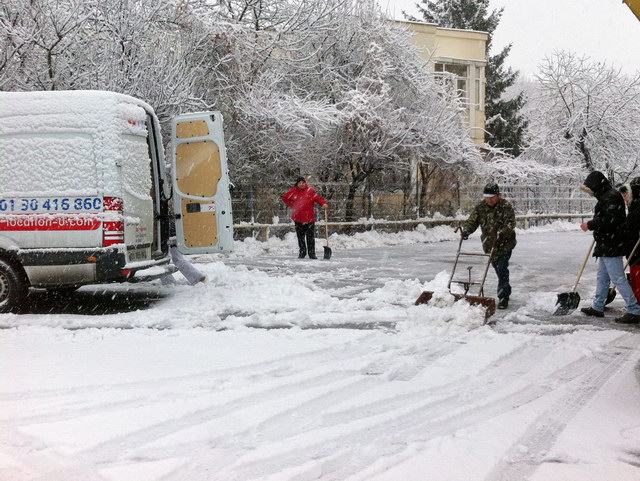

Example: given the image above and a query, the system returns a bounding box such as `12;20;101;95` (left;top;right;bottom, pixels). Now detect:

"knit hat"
483;182;500;198
295;176;306;185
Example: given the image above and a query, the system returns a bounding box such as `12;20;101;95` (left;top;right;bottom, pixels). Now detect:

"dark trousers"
295;222;315;257
491;251;512;301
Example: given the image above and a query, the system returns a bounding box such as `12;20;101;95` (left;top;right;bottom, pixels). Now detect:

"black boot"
581;307;604;318
614;312;640;324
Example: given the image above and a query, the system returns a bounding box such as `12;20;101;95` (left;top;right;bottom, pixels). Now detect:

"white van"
0;90;233;312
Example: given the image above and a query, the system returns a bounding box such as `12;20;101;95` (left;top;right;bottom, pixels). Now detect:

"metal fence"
234;213;591;241
232;183;594;220
463;184;595;216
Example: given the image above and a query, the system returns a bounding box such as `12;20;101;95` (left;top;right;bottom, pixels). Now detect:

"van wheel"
0;259;28;313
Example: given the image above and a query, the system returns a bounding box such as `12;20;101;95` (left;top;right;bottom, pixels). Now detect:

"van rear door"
171;112;233;255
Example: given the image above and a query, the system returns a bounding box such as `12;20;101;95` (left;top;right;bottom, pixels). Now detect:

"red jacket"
282;185;327;223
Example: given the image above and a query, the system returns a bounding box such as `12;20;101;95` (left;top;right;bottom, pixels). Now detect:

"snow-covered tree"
211;0;482;195
1;0;485;217
0;0;211;126
520;52;640;184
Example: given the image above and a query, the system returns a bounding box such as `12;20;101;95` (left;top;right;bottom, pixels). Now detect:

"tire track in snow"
76;340;461;464
0;336;379;403
0;334;386;477
3;370;369;481
186;333;632;481
1;335;450;470
204;341;549;480
0;332;385;426
484;332;640;481
157;337;546;480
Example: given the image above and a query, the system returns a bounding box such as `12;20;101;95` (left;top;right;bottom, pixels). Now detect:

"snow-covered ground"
2;223;640;480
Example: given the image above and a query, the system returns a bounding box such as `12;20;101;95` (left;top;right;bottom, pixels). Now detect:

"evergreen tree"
406;0;528;156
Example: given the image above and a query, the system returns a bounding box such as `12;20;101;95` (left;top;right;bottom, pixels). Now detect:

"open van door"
171;112;233;255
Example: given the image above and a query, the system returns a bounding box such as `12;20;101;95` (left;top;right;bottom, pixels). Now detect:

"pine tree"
406;0;528;156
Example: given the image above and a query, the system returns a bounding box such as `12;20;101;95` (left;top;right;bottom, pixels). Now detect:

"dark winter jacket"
581;171;626;258
462;197;517;257
282;185;327;223
623;181;640;265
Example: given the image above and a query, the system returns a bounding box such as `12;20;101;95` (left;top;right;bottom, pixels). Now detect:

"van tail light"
103;197;124;247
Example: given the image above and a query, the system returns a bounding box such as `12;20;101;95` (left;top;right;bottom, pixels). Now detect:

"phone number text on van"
0;197;103;213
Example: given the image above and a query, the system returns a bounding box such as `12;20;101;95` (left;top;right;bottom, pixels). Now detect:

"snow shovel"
604;234;640;305
554;238;595;316
415;228;497;322
323;209;332;260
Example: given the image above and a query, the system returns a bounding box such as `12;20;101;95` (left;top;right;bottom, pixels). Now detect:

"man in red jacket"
282;177;328;259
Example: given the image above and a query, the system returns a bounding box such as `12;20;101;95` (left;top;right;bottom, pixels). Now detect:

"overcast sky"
383;0;640;78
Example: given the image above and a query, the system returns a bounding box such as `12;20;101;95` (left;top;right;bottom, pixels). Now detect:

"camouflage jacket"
462;198;517;257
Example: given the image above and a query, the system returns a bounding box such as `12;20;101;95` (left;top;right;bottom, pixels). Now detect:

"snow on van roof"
0;90;154;118
0;90;155;198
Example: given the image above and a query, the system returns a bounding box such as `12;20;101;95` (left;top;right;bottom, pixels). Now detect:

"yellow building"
397;20;488;145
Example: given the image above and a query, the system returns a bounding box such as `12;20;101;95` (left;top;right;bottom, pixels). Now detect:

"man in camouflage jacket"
461;182;517;309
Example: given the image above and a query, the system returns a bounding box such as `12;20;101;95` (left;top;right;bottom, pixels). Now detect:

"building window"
475;66;484;111
434;62;469;102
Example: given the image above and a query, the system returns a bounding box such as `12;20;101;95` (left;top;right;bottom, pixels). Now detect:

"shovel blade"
415;291;434;305
415;291;496;320
454;294;496;320
554;292;580;316
605;287;616;305
323;246;332;260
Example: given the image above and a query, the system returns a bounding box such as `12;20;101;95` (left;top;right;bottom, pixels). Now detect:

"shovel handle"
447;228;466;290
324;208;329;244
573;238;596;292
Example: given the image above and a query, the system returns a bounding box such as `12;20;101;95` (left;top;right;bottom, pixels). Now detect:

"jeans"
295;222;315;257
491;251;512;301
592;256;640;314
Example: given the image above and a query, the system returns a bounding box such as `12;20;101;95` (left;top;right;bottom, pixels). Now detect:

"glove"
461;230;469;240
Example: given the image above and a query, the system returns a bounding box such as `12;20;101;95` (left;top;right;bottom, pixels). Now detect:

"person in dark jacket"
461;182;517;310
580;171;640;323
617;178;640;303
282;177;328;259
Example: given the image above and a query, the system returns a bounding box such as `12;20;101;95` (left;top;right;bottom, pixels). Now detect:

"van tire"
0;259;28;313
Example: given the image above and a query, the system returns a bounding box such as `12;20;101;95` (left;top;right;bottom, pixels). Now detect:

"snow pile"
229;220;581;258
2;261;486;333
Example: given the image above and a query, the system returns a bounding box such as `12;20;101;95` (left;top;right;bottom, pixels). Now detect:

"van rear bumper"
19;248;170;287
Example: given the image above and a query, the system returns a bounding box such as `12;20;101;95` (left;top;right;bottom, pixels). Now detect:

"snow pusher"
415;228;496;321
554;239;595;316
